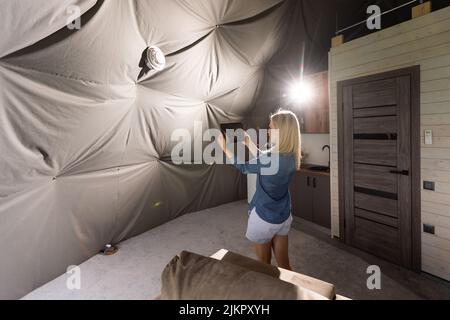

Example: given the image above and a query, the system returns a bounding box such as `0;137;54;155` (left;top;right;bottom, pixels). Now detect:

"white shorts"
245;208;293;244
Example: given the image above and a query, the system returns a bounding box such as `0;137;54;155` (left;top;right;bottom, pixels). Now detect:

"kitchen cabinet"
298;71;329;134
290;173;313;221
290;170;331;229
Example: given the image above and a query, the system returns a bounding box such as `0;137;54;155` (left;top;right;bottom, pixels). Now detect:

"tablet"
220;123;244;142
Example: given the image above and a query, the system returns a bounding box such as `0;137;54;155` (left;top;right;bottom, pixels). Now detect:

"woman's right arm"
218;134;262;174
244;131;260;158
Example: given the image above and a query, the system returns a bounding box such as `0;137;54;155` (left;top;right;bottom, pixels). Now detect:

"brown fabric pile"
161;251;330;300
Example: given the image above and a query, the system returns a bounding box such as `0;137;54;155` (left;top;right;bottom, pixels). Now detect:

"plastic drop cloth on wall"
0;0;298;299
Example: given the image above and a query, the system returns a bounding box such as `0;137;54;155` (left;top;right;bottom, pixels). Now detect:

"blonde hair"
270;110;302;170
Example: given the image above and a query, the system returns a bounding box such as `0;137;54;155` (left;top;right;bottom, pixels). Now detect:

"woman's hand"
243;131;260;157
243;131;251;147
217;133;227;151
218;133;234;160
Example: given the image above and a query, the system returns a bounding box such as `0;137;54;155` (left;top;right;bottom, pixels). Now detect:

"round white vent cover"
145;46;166;71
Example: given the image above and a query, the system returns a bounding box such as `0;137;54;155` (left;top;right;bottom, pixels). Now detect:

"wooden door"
338;67;421;270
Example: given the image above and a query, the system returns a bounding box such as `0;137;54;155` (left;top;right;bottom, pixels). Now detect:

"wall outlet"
423;181;435;191
423;224;435;235
424;130;433;145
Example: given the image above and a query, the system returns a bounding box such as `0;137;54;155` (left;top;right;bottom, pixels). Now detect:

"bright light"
288;81;314;104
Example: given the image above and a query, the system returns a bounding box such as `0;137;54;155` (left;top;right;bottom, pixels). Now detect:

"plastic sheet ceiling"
0;0;295;299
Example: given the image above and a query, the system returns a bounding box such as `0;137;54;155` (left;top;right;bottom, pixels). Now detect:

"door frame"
337;66;421;272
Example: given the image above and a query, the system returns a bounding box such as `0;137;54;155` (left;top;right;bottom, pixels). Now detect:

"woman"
219;110;301;270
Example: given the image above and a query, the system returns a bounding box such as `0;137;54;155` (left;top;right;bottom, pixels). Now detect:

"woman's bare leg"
272;235;292;270
254;242;272;264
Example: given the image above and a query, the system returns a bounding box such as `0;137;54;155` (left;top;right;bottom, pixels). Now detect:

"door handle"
307;176;310;187
313;178;317;188
389;170;409;176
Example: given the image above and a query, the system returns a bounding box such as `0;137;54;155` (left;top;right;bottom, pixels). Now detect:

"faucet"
322;145;330;169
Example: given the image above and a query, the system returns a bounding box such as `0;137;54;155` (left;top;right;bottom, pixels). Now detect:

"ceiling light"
145;46;166;71
288;81;314;104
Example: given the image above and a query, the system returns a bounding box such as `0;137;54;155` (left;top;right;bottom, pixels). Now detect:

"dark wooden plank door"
338;69;420;270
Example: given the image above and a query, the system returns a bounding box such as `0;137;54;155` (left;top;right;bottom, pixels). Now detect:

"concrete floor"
23;201;450;300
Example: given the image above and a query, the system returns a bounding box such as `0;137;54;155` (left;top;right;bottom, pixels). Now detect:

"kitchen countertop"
298;163;330;177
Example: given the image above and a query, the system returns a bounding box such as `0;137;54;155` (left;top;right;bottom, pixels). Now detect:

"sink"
308;166;330;172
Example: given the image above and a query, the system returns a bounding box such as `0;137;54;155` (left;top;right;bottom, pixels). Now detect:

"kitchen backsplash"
301;134;330;166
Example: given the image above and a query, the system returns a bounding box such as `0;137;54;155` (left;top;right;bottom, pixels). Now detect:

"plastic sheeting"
0;0;297;299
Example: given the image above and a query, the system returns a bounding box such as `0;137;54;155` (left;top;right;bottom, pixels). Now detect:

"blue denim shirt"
233;152;296;224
